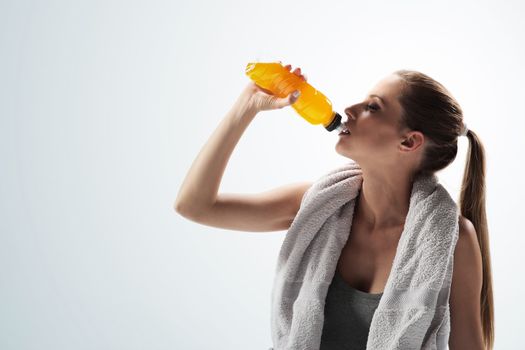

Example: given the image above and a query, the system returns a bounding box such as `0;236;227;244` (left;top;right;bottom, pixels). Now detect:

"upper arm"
448;215;484;349
176;181;313;232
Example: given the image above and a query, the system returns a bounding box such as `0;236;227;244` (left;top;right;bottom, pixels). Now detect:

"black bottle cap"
324;112;342;132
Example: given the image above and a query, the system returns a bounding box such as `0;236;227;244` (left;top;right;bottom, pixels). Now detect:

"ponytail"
459;129;494;349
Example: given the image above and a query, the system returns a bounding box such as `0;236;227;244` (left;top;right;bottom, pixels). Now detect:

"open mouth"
338;128;351;136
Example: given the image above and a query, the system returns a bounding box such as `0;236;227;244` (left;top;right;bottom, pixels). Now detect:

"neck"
356;167;414;231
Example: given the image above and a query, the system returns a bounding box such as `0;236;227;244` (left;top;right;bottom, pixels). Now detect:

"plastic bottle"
245;61;344;133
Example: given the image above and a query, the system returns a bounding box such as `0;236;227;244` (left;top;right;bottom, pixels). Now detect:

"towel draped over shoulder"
268;161;460;350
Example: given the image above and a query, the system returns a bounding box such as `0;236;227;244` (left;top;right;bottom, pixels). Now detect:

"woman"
175;64;494;349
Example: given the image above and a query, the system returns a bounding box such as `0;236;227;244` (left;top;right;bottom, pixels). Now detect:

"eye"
365;103;379;112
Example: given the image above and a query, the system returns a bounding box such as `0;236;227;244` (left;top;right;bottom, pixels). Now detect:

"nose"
344;106;356;121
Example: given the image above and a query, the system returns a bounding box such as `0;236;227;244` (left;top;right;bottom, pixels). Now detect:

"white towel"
268;160;459;350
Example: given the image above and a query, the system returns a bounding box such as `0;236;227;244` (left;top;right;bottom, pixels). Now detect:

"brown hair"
394;69;494;349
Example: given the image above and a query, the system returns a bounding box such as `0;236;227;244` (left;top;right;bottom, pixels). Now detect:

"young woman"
175;64;494;350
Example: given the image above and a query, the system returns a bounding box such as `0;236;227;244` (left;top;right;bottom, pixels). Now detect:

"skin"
337;74;423;229
336;73;485;349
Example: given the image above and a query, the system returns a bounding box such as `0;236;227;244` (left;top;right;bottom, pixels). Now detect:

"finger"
293;67;301;75
275;90;301;109
284;64;292;71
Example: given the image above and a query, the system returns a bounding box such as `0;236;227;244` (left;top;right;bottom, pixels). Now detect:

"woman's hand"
242;63;308;113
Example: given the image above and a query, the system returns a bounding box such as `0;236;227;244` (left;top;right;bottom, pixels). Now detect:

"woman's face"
336;74;423;166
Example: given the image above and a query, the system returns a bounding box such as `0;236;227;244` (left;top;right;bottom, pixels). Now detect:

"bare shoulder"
454;215;482;283
458;215;476;238
448;215;485;347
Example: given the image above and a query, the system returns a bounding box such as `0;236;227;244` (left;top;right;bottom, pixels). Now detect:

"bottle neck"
324;112;343;132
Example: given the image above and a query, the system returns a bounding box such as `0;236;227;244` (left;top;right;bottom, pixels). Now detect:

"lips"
338;123;351;135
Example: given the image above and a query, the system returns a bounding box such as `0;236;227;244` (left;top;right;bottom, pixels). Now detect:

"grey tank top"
319;269;383;350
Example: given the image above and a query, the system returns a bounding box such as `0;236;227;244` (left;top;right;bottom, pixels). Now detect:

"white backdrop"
1;0;523;349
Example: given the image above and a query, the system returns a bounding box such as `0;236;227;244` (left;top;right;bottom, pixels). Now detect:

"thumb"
274;90;301;109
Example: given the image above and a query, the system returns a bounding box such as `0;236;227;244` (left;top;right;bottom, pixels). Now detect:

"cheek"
363;122;390;137
361;126;399;150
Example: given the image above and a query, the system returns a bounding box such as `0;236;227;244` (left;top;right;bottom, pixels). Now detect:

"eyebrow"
368;94;386;106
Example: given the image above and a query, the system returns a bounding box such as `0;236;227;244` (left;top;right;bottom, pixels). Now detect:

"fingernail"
292;90;301;97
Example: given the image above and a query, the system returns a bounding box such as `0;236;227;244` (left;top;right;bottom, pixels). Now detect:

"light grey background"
1;0;523;349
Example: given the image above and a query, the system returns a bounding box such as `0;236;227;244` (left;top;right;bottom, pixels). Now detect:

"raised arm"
175;64;312;232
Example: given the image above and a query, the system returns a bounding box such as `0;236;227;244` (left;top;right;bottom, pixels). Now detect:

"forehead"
367;74;404;113
367;75;403;101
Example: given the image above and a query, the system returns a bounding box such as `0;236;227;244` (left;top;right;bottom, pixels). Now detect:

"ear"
400;130;424;152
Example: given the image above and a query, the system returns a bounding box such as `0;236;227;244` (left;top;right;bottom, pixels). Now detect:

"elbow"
174;189;215;221
174;190;191;215
173;199;204;221
173;200;184;214
174;199;191;218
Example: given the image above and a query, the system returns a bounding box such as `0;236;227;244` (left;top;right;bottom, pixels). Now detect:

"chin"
335;144;355;160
